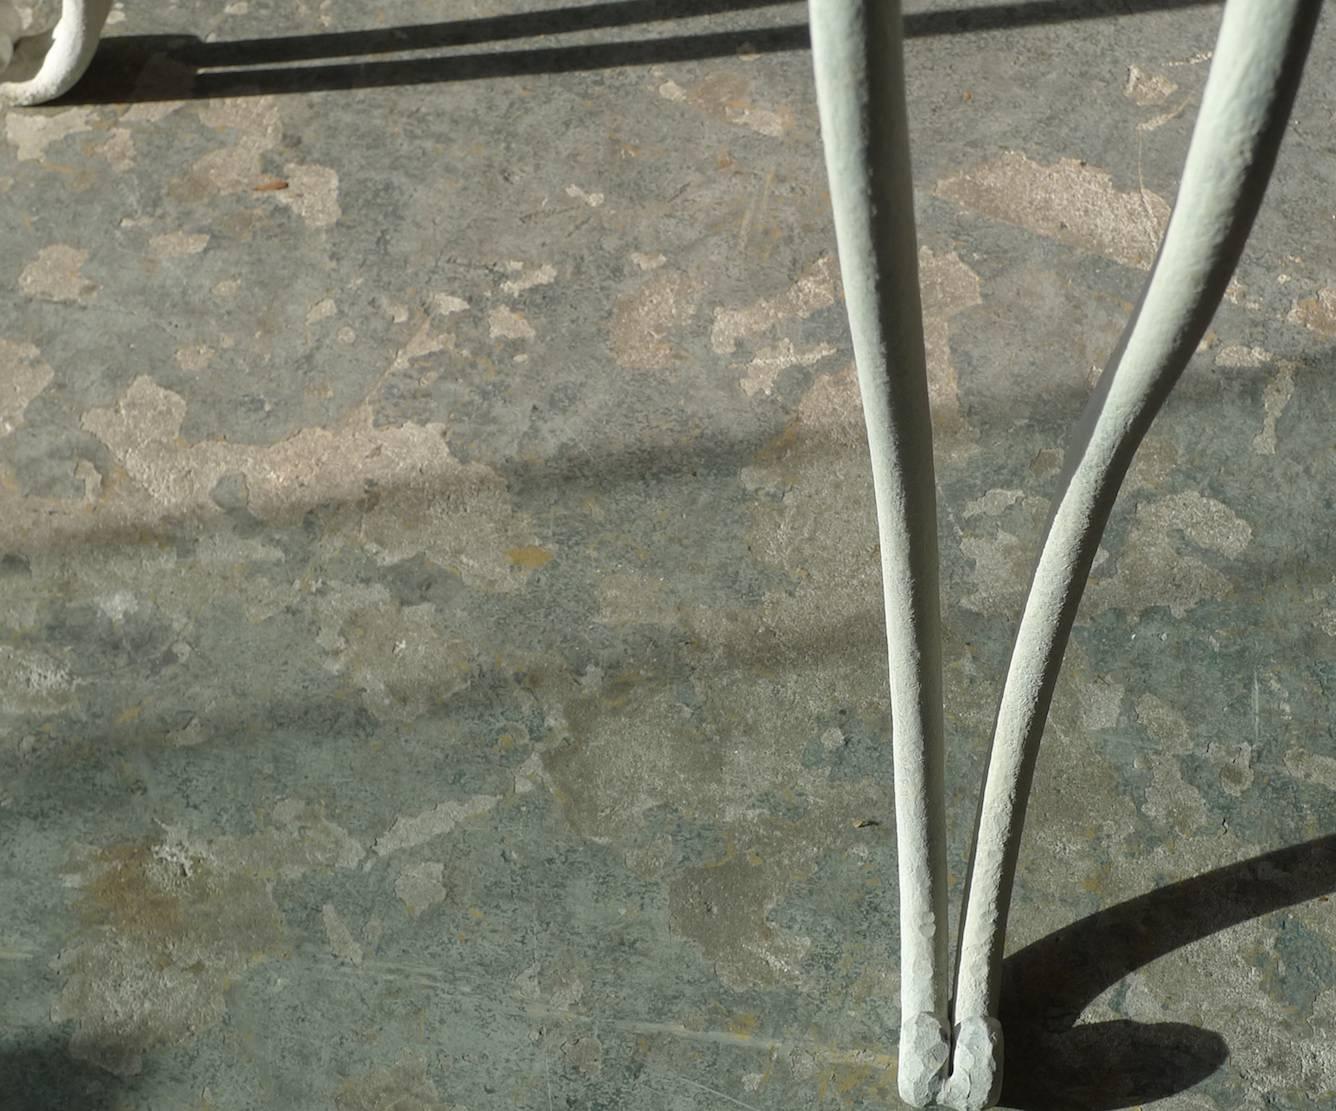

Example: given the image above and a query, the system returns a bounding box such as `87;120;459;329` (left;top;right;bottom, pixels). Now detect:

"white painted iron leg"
946;4;1321;1108
808;1;951;1104
0;0;111;107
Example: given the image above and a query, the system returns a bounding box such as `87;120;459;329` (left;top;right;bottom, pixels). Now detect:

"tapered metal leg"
811;1;1319;1108
808;1;951;1104
947;4;1321;1109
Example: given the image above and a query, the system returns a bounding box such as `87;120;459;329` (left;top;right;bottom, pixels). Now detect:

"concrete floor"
3;1;1336;1107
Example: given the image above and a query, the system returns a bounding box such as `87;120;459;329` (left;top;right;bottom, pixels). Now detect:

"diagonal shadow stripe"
60;0;1223;104
998;833;1336;1108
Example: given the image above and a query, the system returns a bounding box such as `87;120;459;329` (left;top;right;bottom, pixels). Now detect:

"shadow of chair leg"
996;833;1336;1109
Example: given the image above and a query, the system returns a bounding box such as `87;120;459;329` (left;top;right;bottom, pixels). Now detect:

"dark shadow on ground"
59;0;1221;104
998;834;1336;1108
0;1038;134;1111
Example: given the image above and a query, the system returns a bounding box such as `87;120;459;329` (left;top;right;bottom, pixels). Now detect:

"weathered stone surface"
2;1;1335;1108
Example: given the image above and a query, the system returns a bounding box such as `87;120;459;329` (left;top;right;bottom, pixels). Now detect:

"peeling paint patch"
756;249;975;446
936;151;1170;269
560;1034;603;1076
711;256;835;354
1135;694;1190;755
1216;343;1270;368
75;459;101;501
1124;65;1178;106
962;488;1023;519
306;297;337;324
488;305;536;341
185;147;259;194
500;261;557;296
630;251;666;272
5;106;93;161
1135;695;1210;833
565;183;604;207
1285;746;1336;792
725;103;790;137
682;72;794;139
1088;492;1252;617
182;96;282;194
321;903;363;965
433;293;469;316
75;377;539;591
738;338;837;397
94;127;135;171
390;317;455;372
1207;737;1255;796
0;645;79;721
513;751;550;795
1139;491;1252;558
1079;677;1124;732
149;231;210;259
1289;288;1336;337
19;244;96;302
1252;362;1295;456
610;270;700;370
273;162;342;228
394;861;447;917
919;246;983;435
1137;98;1190;133
960;531;1031;616
0;339;54;437
373;794;499;856
95;591;138;622
175;344;215;371
320;595;475;721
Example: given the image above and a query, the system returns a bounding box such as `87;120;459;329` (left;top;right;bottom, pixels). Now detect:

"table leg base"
898;1012;950;1107
942;1016;1003;1111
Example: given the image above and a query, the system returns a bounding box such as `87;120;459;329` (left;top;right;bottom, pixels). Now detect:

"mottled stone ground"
2;1;1335;1108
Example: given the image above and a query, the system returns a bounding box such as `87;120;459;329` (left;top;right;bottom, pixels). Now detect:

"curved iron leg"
808;1;951;1104
0;0;111;107
947;4;1321;1108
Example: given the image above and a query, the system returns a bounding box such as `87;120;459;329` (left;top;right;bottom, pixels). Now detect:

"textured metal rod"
808;1;951;1104
0;0;110;107
946;4;1322;1108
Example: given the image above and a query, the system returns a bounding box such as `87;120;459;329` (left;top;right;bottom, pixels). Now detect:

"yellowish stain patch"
1289;288;1336;337
728;1012;761;1038
508;544;554;570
